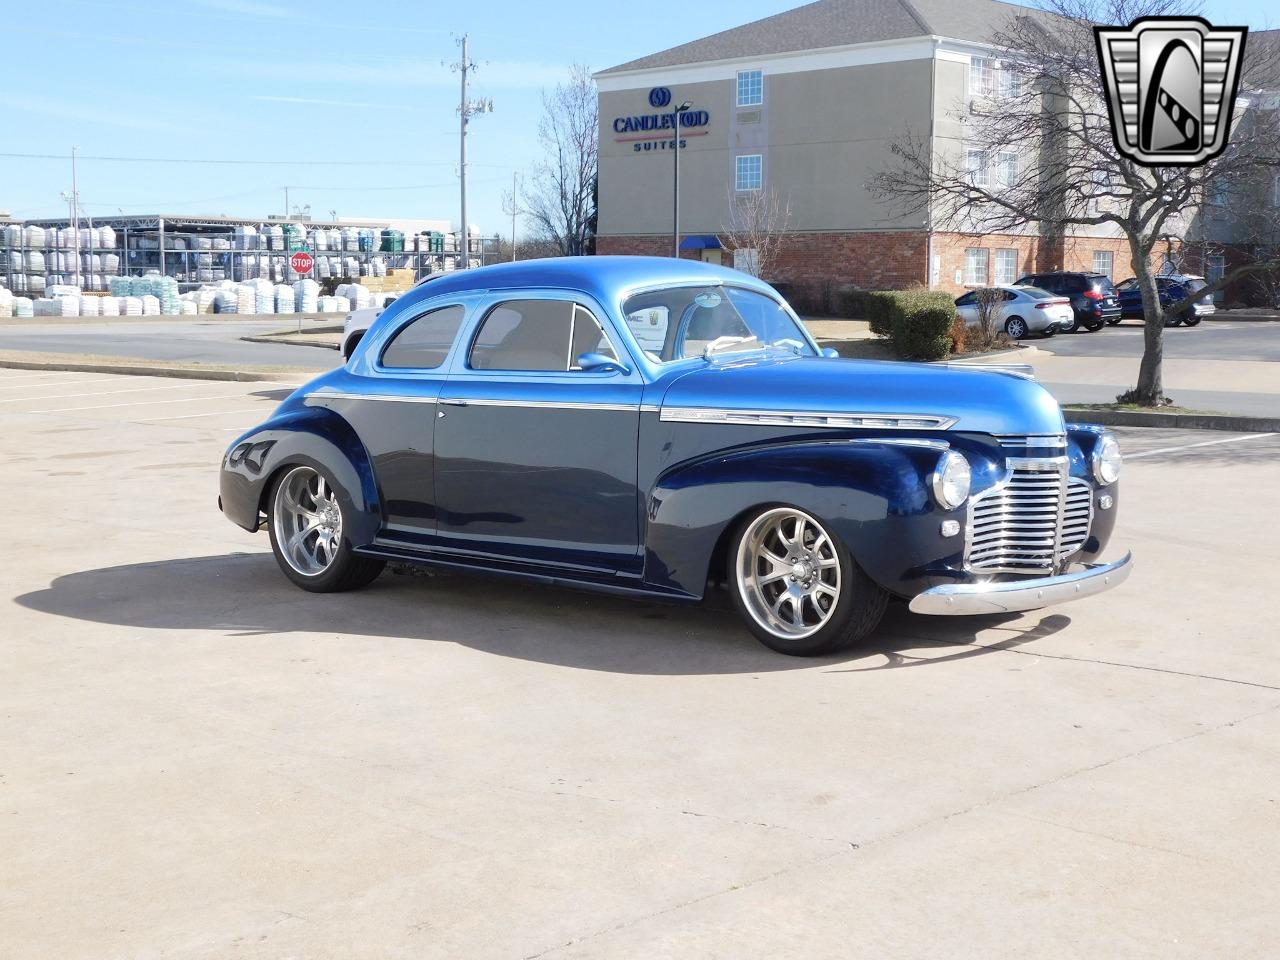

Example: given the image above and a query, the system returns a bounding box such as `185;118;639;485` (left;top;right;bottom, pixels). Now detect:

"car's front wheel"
268;464;384;592
730;506;888;656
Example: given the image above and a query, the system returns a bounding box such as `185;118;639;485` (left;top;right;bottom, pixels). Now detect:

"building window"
733;247;760;276
995;151;1017;190
966;149;989;188
964;248;989;286
970;57;995;97
994;249;1018;285
1093;250;1114;278
737;70;763;107
735;154;762;192
1208;179;1230;206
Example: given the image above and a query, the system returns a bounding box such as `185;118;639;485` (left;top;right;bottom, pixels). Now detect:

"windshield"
1019;286;1059;300
621;285;816;363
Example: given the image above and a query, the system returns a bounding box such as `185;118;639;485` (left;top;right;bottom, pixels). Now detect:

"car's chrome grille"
993;433;1067;449
965;460;1094;574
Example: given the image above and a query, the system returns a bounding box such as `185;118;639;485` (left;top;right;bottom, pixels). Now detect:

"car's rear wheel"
268;465;384;592
730;506;887;656
1041;325;1057;338
1004;316;1028;340
1106;316;1123;325
1183;314;1202;326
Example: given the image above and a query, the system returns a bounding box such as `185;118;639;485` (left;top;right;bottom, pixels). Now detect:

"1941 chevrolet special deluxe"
219;257;1131;656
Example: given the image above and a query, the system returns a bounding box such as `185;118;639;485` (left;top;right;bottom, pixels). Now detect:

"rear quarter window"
380;304;466;369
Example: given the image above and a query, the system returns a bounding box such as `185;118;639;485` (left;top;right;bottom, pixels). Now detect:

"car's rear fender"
643;439;976;599
220;406;382;546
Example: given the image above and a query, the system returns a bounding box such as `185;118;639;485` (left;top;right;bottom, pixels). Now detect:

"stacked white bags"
33;296;79;317
336;282;371;310
100;296;120;317
214;290;238;313
274;284;295;314
13;296;33;317
141;295;160;316
122;296;143;316
98;226;117;248
236;284;255;314
251;278;274;313
0;288;12;318
24;226;45;247
79;296;101;317
26;251;45;274
293;278;319;312
110;276;131;296
235;225;258;249
180;300;198;316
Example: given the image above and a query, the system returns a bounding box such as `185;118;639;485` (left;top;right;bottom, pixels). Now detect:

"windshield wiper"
703;335;761;359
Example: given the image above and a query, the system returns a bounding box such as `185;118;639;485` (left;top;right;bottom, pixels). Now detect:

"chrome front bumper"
908;552;1133;616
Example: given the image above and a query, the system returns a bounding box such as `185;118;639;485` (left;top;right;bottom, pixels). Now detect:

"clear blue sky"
2;0;1274;236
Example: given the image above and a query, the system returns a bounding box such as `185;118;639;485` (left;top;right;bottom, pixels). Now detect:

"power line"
0;151;515;169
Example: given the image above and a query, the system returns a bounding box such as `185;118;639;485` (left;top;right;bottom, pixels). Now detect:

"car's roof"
389;256;773;312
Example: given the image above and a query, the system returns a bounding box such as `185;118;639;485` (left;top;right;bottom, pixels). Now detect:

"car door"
432;293;645;574
334;300;469;540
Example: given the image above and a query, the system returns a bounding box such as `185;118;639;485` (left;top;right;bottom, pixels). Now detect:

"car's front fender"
219;405;381;546
643;439;972;599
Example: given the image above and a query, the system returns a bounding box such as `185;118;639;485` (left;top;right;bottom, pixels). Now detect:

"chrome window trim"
659;407;957;430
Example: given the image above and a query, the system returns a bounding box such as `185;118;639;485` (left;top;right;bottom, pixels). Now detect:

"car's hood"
660;355;1065;436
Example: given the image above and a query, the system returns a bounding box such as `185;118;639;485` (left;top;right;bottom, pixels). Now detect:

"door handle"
439;398;469;407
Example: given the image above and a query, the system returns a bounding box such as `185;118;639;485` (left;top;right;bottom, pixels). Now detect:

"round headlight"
931;451;971;510
1092;434;1122;485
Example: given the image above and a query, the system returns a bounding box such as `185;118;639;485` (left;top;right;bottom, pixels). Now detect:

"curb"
0;357;302;383
241;335;339;351
1064;407;1280;432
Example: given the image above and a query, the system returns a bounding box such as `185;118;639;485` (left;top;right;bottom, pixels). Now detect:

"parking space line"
1127;433;1277;459
0;382;236;404
136;408;266;422
24;393;261;414
0;377;126;391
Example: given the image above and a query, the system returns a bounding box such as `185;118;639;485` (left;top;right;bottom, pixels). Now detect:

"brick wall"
931;233;1142;293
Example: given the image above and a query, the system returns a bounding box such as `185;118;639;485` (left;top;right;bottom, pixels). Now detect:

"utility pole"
452;34;493;270
71;145;81;288
284;186;289;220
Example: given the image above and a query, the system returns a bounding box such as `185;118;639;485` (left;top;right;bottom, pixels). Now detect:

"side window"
380;304;466;369
1003;290;1018;301
569;306;619;367
469;299;619;372
955;292;977;306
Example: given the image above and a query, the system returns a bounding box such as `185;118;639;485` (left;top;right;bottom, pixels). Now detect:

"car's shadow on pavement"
15;552;1069;676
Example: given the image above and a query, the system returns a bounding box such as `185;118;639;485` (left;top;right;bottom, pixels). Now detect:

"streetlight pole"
671;101;692;259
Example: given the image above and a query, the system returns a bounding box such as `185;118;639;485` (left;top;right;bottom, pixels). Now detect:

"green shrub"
886;290;957;361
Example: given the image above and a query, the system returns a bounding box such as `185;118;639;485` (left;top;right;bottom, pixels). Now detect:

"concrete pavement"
1;370;1278;958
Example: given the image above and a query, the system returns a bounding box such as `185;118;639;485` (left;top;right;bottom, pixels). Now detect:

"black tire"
1082;317;1105;332
1004;316;1029;340
728;506;888;656
1106;316;1123;325
267;464;385;593
1183;315;1202;327
1062;314;1080;334
1041;325;1057;338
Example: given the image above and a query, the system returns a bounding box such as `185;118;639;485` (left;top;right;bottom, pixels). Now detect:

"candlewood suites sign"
612;87;710;152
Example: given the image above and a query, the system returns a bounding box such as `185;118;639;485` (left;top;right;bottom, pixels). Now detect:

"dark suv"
1015;272;1122;332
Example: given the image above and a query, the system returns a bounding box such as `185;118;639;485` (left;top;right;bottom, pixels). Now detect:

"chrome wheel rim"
1007;318;1027;339
736;507;841;640
272;466;342;576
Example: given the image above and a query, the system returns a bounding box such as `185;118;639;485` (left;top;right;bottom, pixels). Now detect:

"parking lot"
3;368;1279;959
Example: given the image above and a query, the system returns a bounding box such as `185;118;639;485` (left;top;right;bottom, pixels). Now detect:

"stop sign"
290;250;314;275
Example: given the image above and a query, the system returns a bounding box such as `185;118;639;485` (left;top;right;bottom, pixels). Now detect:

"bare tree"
971;286;1008;350
720;187;792;279
524;64;598;257
874;0;1280;405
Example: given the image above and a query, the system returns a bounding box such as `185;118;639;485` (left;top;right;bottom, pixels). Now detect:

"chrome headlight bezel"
930;451;972;510
1092;434;1122;486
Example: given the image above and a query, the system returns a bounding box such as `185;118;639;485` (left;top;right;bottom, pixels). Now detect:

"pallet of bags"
180;298;198;316
213;291;238;314
252;278;274;313
141;295;160;316
99;296;120;317
13;297;34;317
78;296;101;317
0;289;11;318
274;284;295;314
121;296;143;317
293;278;319;312
109;276;131;296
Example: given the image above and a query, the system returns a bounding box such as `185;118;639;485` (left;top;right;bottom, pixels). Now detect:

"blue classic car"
219;257;1131;656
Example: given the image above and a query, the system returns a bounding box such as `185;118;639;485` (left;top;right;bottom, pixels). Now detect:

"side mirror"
577;352;631;375
820;347;840;359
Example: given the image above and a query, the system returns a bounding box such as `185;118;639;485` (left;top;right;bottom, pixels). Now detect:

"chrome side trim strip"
448;398;640;412
995;433;1068;449
908;551;1133;616
659;407;957;430
306;392;438;404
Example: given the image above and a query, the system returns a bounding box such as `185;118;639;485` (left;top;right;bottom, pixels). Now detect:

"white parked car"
954;286;1074;339
341;305;386;360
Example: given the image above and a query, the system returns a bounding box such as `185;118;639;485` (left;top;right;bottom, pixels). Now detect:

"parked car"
1015;271;1123;331
220;257;1130;656
1116;274;1214;325
341;296;400;360
954;286;1074;339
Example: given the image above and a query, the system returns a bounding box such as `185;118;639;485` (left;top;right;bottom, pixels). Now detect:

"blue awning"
678;235;722;250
